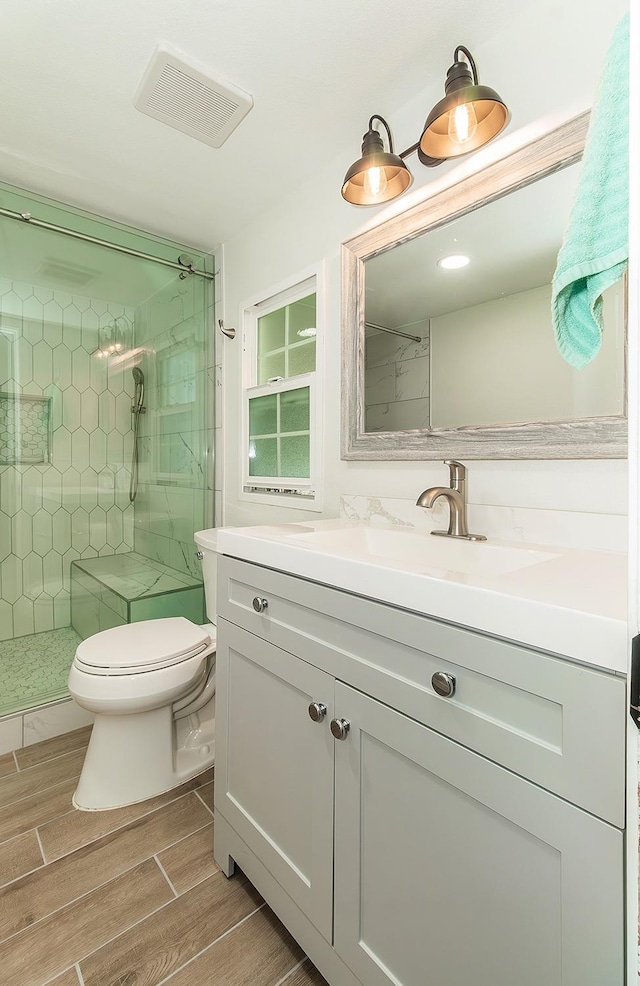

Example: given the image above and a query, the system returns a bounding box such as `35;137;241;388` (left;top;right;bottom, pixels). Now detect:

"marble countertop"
208;519;628;674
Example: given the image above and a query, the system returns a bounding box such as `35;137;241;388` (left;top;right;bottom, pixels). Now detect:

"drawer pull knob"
252;596;269;614
432;672;456;698
308;702;327;723
331;718;351;741
196;551;204;560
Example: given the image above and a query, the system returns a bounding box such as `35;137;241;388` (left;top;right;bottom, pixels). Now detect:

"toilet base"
73;699;215;811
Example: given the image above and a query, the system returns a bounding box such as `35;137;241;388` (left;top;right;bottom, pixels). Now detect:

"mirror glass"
363;161;626;433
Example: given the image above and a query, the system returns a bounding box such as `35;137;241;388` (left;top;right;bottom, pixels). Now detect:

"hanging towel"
551;13;629;369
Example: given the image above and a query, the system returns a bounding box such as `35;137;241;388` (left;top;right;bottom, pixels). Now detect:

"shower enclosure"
0;183;215;722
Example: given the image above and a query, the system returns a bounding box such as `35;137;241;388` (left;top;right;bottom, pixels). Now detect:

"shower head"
132;367;144;385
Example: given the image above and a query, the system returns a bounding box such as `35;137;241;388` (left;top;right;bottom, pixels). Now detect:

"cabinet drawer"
218;555;626;827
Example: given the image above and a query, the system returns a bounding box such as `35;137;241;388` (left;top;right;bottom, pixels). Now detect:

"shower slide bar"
365;321;422;343
0;206;215;280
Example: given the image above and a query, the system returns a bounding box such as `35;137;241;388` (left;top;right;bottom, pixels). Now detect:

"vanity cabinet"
214;556;626;986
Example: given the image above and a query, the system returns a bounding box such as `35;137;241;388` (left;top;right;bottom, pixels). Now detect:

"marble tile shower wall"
133;272;215;578
0;278;134;641
364;319;430;431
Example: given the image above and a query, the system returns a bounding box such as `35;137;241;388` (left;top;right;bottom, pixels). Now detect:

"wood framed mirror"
341;112;627;460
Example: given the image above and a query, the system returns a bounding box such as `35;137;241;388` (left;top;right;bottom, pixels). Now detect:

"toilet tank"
194;529;220;624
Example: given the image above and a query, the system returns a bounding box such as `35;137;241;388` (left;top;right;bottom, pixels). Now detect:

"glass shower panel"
0;181;214;671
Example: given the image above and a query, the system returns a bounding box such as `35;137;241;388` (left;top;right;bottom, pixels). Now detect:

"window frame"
240;266;324;511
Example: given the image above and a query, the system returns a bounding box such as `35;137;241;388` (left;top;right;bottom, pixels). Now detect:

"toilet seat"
74;617;213;676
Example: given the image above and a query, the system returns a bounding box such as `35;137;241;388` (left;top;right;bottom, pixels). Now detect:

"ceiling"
0;0;520;250
365;161;581;326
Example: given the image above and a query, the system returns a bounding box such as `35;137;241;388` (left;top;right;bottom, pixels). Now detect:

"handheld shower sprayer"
131;366;145;414
129;367;145;503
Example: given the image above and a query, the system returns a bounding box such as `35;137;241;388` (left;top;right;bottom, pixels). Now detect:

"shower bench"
70;552;205;640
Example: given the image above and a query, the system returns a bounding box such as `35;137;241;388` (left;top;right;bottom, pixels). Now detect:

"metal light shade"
342;125;413;206
419;47;509;161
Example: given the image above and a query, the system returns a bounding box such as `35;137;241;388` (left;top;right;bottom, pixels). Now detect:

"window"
242;272;322;508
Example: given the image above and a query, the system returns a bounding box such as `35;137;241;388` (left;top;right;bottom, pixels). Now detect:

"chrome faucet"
416;460;487;541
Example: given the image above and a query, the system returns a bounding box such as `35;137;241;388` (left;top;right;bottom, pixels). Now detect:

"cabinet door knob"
196;550;204;560
252;596;269;614
431;671;456;698
308;702;327;723
330;718;351;741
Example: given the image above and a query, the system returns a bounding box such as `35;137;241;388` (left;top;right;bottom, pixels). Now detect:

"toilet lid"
74;618;213;675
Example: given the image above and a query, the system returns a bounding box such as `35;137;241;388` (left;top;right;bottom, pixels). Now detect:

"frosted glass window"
257;351;286;383
280;435;310;478
249;393;278;435
288;341;316;377
280;388;310;432
249;437;278;477
247;386;310;479
257;309;286;354
257;293;316;385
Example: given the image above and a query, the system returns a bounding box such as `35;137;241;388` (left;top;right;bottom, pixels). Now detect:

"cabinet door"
215;619;335;942
333;683;623;986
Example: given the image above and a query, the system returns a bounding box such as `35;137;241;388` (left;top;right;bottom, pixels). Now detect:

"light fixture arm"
453;45;478;84
368;115;394;153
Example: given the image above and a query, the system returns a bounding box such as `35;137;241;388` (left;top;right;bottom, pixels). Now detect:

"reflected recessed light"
438;254;470;270
297;327;317;338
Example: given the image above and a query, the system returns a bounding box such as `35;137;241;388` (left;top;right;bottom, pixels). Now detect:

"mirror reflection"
363;162;625;433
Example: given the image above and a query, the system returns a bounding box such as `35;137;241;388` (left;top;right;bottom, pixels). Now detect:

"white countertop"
208;519;628;674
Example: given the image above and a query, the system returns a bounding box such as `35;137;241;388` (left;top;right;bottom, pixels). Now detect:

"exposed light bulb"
448;102;478;145
363;166;388;198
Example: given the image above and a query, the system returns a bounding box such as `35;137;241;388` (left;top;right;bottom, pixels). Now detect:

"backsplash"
340;492;627;554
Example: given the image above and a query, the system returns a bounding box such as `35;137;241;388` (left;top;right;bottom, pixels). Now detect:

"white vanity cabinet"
214;556;626;986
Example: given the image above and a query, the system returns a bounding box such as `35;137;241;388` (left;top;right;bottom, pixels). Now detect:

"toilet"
68;531;220;811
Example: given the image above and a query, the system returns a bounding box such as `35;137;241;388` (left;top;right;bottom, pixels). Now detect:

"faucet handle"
444;459;466;489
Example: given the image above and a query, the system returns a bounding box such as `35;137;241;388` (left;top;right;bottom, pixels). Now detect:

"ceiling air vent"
134;44;253;148
35;260;99;288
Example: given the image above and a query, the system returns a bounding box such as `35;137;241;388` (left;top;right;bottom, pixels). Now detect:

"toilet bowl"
69;531;222;811
69;617;216;810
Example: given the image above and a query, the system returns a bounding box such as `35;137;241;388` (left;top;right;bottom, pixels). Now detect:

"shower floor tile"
0;628;80;718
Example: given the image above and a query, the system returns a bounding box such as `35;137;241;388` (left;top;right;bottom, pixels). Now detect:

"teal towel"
552;13;629;369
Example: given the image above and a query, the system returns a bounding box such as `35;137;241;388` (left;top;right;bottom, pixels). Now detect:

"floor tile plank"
157;822;218;893
0;858;172;986
0;749;85;810
0;752;17;778
79;870;263;986
39;769;213;863
0;778;77;845
15;726;92;771
0;793;211;940
0;829;43;887
45;968;80;985
195;780;213;814
161;904;304;986
282;960;329;986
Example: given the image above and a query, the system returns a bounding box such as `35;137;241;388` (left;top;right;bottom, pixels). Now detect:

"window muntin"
256;293;316;384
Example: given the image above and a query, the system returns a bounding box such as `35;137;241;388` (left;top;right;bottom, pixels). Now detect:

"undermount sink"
286;525;557;578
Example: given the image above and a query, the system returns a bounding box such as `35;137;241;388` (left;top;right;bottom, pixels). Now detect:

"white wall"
219;0;629;554
430;283;625;428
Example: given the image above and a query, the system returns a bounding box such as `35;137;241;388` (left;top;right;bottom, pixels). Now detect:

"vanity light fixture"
341;115;413;206
438;254;471;270
341;45;509;207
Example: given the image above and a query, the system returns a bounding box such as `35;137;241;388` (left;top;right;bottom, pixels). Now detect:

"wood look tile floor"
0;726;328;986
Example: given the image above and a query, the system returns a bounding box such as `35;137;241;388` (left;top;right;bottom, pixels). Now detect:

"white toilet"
68;531;220;811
